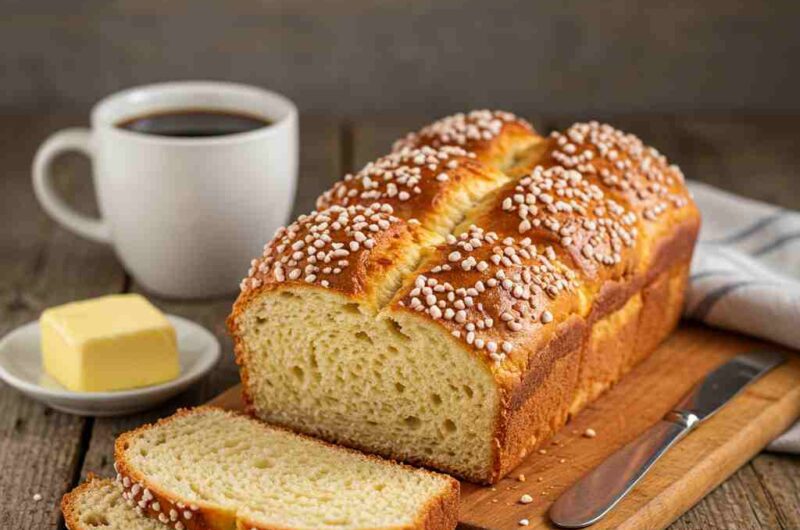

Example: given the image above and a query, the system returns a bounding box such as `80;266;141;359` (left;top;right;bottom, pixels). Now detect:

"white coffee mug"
32;81;298;298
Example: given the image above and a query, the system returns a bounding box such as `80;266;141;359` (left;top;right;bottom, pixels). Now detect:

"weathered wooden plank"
78;115;343;481
751;452;800;529
668;465;783;529
0;113;127;529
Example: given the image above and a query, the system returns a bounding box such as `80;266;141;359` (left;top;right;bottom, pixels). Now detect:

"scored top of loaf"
315;145;506;234
384;120;698;374
233;111;699;375
236;111;538;308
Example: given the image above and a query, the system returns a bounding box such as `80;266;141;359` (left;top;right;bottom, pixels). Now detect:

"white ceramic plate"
0;315;221;416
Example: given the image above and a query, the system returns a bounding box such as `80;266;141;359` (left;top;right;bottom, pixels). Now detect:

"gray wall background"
2;0;798;116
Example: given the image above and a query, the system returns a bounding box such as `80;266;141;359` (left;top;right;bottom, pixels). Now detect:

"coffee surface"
117;110;271;137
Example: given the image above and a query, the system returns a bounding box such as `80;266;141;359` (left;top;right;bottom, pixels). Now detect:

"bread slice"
62;475;167;530
114;407;459;530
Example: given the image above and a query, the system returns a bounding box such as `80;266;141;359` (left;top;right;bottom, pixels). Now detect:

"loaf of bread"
112;407;458;530
229;110;700;484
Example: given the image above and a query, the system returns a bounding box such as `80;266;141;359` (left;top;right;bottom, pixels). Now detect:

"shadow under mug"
32;81;298;299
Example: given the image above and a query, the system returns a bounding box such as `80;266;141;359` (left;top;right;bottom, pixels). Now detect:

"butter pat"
41;294;179;392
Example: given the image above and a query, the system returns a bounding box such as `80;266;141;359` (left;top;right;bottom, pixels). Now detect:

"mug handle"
32;128;111;244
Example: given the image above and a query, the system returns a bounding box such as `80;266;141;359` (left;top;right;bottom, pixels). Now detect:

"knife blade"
549;351;785;529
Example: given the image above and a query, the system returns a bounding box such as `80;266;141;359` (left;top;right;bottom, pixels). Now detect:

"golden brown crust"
388;227;581;380
488;211;699;482
61;474;103;530
391;110;539;169
413;480;460;530
114;423;217;530
493;259;693;482
228;112;702;484
235;204;429;303
477;124;695;280
63;475;176;530
315;145;507;231
385;120;699;389
114;407;460;530
494;330;583;480
232;111;541;315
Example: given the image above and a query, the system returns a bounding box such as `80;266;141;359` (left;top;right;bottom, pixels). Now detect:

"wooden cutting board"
208;323;800;530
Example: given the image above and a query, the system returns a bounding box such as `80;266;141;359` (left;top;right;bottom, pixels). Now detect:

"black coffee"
117;109;272;137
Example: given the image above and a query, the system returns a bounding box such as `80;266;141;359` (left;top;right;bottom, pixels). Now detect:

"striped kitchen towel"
686;181;800;452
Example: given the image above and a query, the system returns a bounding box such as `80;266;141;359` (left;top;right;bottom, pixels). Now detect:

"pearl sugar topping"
393;110;530;152
116;470;197;530
550;122;688;221
240;203;402;292
502;163;637;268
401;225;576;364
317;145;474;211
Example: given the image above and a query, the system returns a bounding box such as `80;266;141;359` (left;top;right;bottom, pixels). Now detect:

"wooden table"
1;112;798;529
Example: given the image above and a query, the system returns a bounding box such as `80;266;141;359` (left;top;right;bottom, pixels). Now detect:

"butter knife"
549;351;785;528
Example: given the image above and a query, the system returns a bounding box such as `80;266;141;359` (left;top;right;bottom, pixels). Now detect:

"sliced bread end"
62;475;167;530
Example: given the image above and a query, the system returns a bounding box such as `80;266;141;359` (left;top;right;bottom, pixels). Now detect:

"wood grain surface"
0;111;798;529
0;114;127;529
207;325;800;530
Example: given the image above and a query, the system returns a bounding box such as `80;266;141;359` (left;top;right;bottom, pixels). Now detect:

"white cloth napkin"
685;181;800;452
